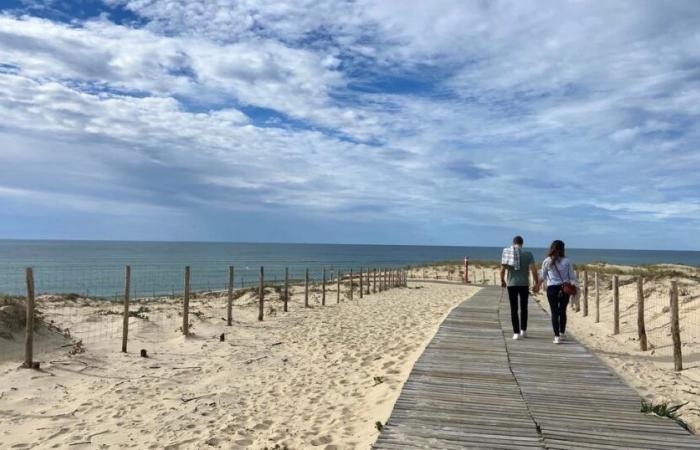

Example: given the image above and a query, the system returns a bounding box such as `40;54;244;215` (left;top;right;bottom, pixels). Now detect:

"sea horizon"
1;240;698;298
1;238;698;254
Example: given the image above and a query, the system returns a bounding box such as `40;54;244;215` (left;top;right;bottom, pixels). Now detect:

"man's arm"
530;262;539;292
500;265;507;288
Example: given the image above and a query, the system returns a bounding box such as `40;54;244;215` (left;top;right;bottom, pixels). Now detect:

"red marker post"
464;257;469;284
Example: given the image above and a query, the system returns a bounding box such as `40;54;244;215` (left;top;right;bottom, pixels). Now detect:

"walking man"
501;235;538;340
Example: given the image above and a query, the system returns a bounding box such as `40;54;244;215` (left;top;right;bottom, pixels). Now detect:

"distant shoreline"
0;238;698;254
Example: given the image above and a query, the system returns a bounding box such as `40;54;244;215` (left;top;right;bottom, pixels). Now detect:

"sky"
0;0;699;250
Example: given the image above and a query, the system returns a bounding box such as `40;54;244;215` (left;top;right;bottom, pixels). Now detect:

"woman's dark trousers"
547;284;570;337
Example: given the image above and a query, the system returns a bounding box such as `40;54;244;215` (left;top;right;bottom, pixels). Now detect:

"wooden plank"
227;265;234;326
182;266;190;336
637;277;647;351
121;265;131;352
373;285;700;449
23;267;35;368
670;281;683;371
258;266;264;321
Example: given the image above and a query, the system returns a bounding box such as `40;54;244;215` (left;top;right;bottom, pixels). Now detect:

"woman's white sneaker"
513;333;520;340
520;330;527;338
553;337;561;344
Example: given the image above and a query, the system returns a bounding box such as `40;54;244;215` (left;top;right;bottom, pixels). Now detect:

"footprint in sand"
252;420;273;430
310;435;333;446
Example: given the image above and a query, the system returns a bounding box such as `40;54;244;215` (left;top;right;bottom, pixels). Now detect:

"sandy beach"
0;281;477;449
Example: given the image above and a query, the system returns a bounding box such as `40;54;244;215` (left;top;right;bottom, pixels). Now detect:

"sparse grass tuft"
641;400;689;429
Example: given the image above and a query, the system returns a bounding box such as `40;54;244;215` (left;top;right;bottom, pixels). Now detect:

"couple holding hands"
500;236;578;344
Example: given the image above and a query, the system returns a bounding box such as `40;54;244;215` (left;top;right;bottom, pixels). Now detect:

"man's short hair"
513;235;524;245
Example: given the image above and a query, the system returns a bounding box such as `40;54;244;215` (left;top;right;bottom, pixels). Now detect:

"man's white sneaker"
553;337;561;344
513;333;520;340
520;330;527;338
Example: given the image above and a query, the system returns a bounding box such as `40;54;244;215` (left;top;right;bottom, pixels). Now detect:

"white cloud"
0;185;179;216
1;1;700;247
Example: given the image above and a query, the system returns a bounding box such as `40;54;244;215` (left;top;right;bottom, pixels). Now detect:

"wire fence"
581;270;700;371
406;262;700;372
0;264;408;366
5;261;697;373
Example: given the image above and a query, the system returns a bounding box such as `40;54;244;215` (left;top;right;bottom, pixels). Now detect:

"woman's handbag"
552;259;577;296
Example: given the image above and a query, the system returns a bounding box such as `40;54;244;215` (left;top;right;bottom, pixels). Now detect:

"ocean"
1;240;698;298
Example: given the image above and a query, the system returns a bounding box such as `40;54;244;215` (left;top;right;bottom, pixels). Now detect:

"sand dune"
0;282;477;449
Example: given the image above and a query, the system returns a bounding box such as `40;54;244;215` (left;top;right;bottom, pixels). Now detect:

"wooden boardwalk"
374;286;700;449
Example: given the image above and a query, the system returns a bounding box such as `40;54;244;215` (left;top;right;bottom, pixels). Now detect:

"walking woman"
536;240;577;344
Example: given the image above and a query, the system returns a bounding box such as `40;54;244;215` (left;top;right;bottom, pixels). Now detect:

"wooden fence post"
637;277;647;351
304;268;309;307
284;267;289;312
359;268;363;299
366;269;370;295
582;270;588;317
574;270;581;312
373;268;377;293
337;270;342;303
23;267;35;368
122;265;131;352
227;266;234;326
258;266;265;321
322;267;326;306
595;272;600;323
613;275;619;335
350;269;354;300
670;281;683;371
183;266;191;336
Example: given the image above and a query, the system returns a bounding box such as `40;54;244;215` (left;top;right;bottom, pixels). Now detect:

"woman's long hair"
548;240;566;263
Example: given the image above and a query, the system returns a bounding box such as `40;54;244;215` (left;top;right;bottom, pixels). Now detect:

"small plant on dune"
233;287;255;300
641;400;689;429
69;339;86;355
178;322;194;334
191;309;206;320
375;421;384;431
129;306;150;320
373;376;385;385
